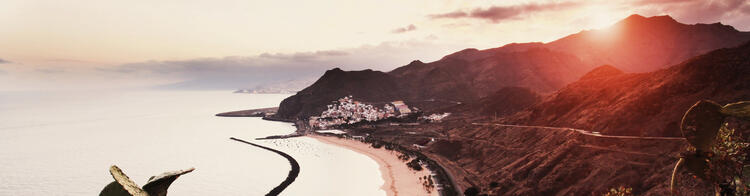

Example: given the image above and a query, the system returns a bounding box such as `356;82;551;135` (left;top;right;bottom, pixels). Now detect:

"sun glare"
583;5;620;30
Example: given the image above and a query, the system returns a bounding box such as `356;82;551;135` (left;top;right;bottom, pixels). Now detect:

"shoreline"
215;107;278;117
309;135;437;196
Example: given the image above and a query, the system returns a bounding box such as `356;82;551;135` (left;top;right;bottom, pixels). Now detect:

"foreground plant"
604;185;633;196
100;165;194;196
671;100;750;195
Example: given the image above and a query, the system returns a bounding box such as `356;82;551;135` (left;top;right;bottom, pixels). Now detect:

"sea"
0;90;386;196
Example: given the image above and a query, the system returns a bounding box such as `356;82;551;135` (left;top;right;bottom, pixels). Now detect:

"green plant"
604;185;633;196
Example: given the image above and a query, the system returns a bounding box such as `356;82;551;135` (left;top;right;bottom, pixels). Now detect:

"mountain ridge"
275;14;750;121
508;41;750;136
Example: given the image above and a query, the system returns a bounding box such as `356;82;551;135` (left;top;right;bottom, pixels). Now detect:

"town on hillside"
308;96;450;130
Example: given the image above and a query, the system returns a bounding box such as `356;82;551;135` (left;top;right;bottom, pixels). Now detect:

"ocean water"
0;90;385;196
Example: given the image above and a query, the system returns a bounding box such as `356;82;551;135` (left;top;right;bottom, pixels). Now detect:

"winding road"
470;122;686;140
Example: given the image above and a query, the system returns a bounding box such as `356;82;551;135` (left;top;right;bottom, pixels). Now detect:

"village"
308;95;415;129
307;95;451;130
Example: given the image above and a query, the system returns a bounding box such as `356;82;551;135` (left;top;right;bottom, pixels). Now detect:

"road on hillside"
470;123;686;140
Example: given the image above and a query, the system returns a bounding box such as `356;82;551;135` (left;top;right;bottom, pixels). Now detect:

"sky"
1;0;749;91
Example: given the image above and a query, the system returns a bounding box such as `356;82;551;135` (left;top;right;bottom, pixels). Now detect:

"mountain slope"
387;14;750;100
510;41;750;136
546;14;750;72
275;14;750;120
275;68;404;120
470;86;543;117
390;47;588;99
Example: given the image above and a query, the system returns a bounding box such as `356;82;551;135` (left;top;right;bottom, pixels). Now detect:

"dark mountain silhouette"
511;42;750;137
275;14;750;121
390;47;587;99
276;68;404;120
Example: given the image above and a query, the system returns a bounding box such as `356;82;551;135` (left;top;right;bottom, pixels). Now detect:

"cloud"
633;0;695;6
35;68;66;74
629;0;749;27
430;2;580;23
0;58;11;64
430;11;468;19
391;24;417;33
100;40;465;90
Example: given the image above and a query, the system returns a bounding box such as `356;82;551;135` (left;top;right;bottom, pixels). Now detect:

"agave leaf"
101;165;148;196
99;181;135;196
681;100;724;151
142;167;195;196
721;101;750;119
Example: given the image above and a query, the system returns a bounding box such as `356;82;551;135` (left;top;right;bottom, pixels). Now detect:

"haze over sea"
0;90;386;196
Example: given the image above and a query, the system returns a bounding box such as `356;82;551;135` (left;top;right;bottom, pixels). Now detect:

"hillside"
275;68;404;120
510;41;750;137
356;40;750;196
275;14;750;121
547;14;750;72
469;86;542;117
390;47;588;99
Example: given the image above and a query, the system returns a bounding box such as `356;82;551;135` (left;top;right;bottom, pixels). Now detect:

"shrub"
603;185;632;196
407;159;422;171
464;187;480;196
489;181;499;188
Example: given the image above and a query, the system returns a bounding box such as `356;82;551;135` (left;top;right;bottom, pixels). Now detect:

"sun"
582;5;620;30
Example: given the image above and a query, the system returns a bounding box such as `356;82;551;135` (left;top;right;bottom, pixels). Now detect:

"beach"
310;135;439;196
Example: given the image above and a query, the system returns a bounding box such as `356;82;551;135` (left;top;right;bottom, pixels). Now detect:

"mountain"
510;42;750;137
269;14;750;195
234;77;316;94
470;87;542;117
546;14;750;72
275;14;750;121
275;68;404;120
367;39;750;196
390;47;588;99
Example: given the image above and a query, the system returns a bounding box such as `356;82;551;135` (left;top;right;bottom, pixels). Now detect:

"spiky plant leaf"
142;168;194;196
721;101;750;120
103;165;148;196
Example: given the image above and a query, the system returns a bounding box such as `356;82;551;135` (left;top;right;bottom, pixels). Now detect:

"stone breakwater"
230;137;300;196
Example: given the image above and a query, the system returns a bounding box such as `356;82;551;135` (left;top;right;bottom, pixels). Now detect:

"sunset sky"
1;0;749;90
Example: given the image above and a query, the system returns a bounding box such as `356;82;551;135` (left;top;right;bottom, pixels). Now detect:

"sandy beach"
310;135;439;196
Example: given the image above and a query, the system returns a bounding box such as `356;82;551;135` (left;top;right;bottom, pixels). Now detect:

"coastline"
215;107;278;117
309;135;438;196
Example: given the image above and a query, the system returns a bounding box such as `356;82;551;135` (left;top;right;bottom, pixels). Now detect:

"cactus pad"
680;100;724;151
683;154;710;179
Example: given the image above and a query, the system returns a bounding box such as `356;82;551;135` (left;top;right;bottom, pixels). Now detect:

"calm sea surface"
0;90;385;196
